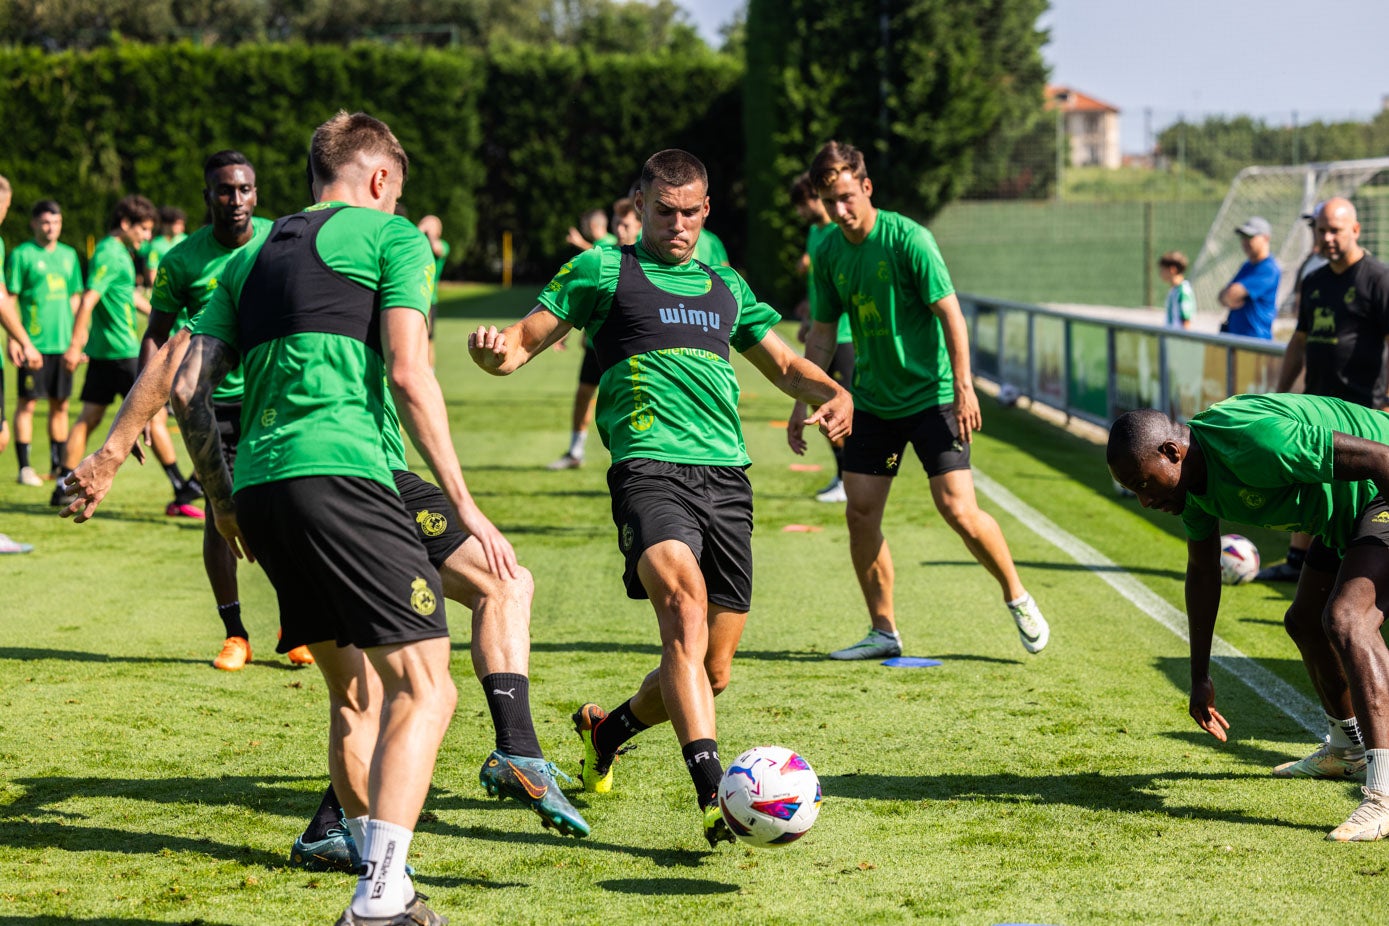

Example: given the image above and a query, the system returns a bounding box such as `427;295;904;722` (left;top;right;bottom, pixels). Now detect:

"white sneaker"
17;466;42;487
1327;787;1389;842
1272;742;1366;779
815;478;847;503
1009;594;1049;654
829;628;902;661
0;533;34;554
546;453;582;471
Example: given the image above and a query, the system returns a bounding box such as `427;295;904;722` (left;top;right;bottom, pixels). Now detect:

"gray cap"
1236;216;1272;238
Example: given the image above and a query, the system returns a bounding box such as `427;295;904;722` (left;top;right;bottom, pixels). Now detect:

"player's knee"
1321;600;1371;651
935;495;977;532
1283;605;1321;642
706;661;733;695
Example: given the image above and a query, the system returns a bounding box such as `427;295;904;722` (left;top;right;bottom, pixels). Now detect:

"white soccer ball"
718;745;822;847
1219;534;1260;585
997;383;1021;408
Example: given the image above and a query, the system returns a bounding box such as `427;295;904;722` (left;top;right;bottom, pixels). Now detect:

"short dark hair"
111;194;157;228
640;149;707;197
158;206;186;228
204;149;253;183
809;140;868;193
1158;251;1188;273
790;172;817;205
612;197;636;219
309;111;409;187
1106;409;1178;469
32;199;61;218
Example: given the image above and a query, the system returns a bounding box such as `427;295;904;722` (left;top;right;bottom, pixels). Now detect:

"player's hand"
787;401;810;455
22;342;42;370
952;380;982;444
805;388;853;444
468;325;508;373
796;320;811;344
1189;675;1230;742
565;227;589;250
59;449;120;522
5;340;22;368
459;505;519;580
212;503;255;562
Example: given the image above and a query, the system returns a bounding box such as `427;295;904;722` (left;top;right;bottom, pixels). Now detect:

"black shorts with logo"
1306;495;1389;572
608;458;754;611
18;354;73;401
393;469;469;567
235;475;447;653
79;357;138;406
842;404;970;478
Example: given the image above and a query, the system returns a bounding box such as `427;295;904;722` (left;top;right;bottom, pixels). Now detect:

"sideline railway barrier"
960;294;1285;427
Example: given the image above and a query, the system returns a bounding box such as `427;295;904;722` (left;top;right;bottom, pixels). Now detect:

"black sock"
682;738;723;808
831;444;845;479
163;462;186;493
1287;546;1307;568
301;783;345;843
482;673;542;758
218;601;248;640
593;699;649;757
50;440;66;474
17;442;31;470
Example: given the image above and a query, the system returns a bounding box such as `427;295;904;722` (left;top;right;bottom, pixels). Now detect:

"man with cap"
1217;216;1280;339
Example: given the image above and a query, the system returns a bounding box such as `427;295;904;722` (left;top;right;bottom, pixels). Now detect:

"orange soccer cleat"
213;636;251;671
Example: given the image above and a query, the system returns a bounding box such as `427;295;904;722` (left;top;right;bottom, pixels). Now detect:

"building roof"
1046;84;1120;114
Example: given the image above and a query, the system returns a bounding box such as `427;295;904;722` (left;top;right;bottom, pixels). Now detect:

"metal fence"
961;294;1285;427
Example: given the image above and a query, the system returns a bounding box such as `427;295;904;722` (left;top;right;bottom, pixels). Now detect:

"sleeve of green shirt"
809;240;843;325
1180;505;1218;541
380;217;435;315
190;253;244;352
149;263;181;319
536;248;613;331
1226;417;1334;486
718;267;780;351
907;226;955;305
1179;283;1195;321
86;245;116;296
3;248;16;295
67;250;84;298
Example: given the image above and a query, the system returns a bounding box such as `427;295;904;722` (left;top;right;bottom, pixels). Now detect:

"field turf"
0;283;1382;925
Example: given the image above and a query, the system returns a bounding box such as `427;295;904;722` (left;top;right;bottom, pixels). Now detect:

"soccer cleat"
815;477;847;503
334;893;447;926
212;636;251;671
17;466;43;487
1009;594;1049;654
1255;561;1302;583
166;500;206;519
49;481;70;508
0;534;34;554
278;628;315;666
572;703;620;793
180;477;205;502
546;453;583;471
479;750;590;837
290;820;358;872
702;803;736;849
1327;787;1389;842
1272;743;1366;779
829;628;902;661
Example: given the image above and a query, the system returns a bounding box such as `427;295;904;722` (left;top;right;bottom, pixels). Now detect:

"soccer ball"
718;745;822;847
1219;534;1260;585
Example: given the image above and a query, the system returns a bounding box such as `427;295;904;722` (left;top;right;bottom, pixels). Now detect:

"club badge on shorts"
410;576;437;616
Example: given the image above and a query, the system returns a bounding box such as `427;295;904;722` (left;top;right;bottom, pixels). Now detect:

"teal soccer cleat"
479;750;591;837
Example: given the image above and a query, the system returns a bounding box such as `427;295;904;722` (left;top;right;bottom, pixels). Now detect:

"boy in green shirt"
1109;394;1389;842
790;140;1050;660
5;199;82;487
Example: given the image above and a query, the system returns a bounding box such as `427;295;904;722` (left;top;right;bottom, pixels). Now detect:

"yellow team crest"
410;576;437;616
1373;511;1389;524
620;523;634;552
1345;287;1357;305
260;408;278;428
885;452;901;471
416;509;448;537
1238;489;1265;509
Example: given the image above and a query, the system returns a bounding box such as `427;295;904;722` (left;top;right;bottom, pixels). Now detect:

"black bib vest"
591;245;739;375
237;206;382;356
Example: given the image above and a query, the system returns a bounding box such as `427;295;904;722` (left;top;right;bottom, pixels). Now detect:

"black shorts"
18;354;73;401
214;403;241;478
235;475;447;653
393;469;469;567
608;458;753;611
1306;495;1389;572
842;404;970;478
79;357;138;406
427;304;437;340
578;342;602;387
828;341;855;388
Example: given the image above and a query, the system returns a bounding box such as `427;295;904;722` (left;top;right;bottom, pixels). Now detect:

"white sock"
1006;593;1031;609
343;814;368;852
874;628;900;640
568;430;587;459
351;819;413;918
1327;714;1365;752
1366;749;1389;794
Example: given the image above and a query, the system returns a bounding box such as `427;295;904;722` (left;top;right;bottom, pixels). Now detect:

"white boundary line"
973;470;1323;735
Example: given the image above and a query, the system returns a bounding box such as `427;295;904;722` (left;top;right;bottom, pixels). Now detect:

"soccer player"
143;206;187;287
790;140;1050;660
53;195;158;506
565;207;617;252
416;214;448;369
6;199;82;487
790;171;854;503
469;148;853;847
0;175;44;458
1108;394;1389;842
172;111;539;924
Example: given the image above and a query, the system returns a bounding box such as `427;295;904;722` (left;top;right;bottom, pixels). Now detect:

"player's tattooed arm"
170;335;237;514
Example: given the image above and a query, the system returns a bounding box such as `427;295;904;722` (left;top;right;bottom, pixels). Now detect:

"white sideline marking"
973;470;1322;736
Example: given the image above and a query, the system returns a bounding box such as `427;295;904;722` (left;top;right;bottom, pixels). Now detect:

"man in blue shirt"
1219;216;1281;339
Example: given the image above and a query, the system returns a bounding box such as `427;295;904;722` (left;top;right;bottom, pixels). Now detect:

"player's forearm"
1331;432;1389;497
933;297;974;387
803;322;836;371
102;339;184;458
171;337;237;514
1185;541;1223;681
778;355;846;407
1276;336;1306;392
69;294;99;352
0;296;30;347
1219;284;1247;309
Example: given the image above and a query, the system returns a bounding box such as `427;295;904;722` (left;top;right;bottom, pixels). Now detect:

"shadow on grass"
425;818;708;868
0;919;238;926
0;646;207;666
515;640;831;663
597;877;739;895
820;769;1327;833
0;500;205;529
915;557;1187;582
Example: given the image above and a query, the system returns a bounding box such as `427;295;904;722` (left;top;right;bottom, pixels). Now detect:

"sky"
681;0;1389;155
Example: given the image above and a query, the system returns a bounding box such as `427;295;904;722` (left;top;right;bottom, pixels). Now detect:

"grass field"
1;283;1384;925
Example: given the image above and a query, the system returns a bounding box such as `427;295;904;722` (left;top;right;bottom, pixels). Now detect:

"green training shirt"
151;218;273;404
193;203;433;492
5;240;83;354
145;232;186;280
805;222;851;345
429;238;450;305
1181;393;1389;549
811;210;956;417
537;241;780;466
83;235;141;360
694;228;730;268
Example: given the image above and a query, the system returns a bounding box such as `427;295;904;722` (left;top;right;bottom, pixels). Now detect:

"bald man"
1108;394;1389;842
1260;198;1389;582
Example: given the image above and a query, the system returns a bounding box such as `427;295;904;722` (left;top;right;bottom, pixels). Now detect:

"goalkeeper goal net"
1188;157;1389;317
